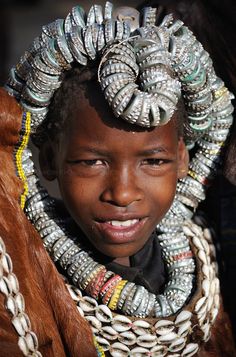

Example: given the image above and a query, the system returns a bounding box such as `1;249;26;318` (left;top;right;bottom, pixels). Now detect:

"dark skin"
40;86;188;261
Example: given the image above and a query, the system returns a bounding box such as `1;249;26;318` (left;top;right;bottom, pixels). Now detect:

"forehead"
61;83;180;152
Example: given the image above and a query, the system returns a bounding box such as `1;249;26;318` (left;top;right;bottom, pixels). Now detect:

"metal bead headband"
5;2;234;148
6;1;235;334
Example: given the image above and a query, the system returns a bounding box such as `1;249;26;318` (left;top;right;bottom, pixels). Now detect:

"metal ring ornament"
5;2;234;143
4;3;235;355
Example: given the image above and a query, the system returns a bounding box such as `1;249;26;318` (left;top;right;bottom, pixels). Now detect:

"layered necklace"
5;2;234;356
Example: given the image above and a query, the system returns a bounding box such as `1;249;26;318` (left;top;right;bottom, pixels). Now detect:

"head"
39;67;188;259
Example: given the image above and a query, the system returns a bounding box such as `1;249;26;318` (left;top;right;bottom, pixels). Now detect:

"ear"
177;138;189;179
39;141;57;181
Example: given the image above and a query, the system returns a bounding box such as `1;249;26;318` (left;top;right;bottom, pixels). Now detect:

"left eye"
142;158;166;166
82;159;104;166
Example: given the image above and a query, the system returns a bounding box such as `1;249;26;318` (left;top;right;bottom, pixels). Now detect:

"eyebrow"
67;146;170;157
139;147;169;155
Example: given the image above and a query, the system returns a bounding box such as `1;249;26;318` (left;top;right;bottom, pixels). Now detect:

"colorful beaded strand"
14;111;31;209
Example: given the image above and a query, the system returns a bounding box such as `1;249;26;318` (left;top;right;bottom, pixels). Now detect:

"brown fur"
1;87;235;357
0;88;97;356
196;301;236;357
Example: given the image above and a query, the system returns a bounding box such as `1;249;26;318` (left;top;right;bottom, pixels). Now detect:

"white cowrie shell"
18;336;29;356
71;285;83;298
12;316;25;336
208;265;214;281
168;337;186;352
211;307;219;323
198;250;207;265
191;224;202;236
214;277;220;294
0;276;12;295
175;310;192;326
109;342;130;356
25;331;39;351
6;295;18;316
202;264;210;279
15;293;25;313
96;336;110;351
77;305;84;317
150;344;168;355
203;228;212;241
155;320;174;335
202;323;211;342
201;238;210;255
118;331;137;346
158;331;178;343
137;334;157;348
195;296;206;313
207;294;214;311
210;279;216;296
130;346;149;356
181;343;199;357
67;285;82;302
196;302;207;321
101;326;118;340
85;315;102;331
8;273;19;294
0;237;6;254
95;304;113;323
198;314;206;327
132;320;150;328
214;294;220;309
79;296;98;312
192;236;203;251
177;320;191;337
202;279;210;296
19;312;31;332
132;320;151;335
112;315;132;332
1;253;13;273
183;226;195;237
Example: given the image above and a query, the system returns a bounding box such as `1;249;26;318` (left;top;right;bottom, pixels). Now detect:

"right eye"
80;159;104;166
67;159;105;166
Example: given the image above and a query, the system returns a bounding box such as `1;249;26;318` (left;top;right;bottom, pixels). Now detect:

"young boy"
39;70;188;269
4;2;236;356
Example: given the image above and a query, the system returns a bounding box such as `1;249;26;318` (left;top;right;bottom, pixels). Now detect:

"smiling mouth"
94;217;147;244
106;219;140;227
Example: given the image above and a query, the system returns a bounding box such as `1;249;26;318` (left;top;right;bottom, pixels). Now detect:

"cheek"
58;172;100;220
149;173;178;216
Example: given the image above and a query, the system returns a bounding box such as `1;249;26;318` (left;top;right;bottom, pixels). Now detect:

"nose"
100;166;143;207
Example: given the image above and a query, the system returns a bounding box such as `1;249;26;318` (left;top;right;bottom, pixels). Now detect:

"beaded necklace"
4;2;235;356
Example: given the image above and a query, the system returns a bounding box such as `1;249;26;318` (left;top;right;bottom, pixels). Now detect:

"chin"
94;242;143;259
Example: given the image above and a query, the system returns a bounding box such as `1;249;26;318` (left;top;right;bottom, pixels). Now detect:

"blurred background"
0;0;236;340
0;0;141;196
0;0;140;85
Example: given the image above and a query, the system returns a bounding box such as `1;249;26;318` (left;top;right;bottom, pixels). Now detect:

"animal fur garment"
0;87;235;357
0;88;97;357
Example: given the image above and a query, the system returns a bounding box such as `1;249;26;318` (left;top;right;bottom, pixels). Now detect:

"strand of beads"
63;220;219;356
22;144;195;318
0;237;42;356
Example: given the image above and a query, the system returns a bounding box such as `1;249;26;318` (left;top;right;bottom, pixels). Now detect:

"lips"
107;219;139;227
94;216;148;244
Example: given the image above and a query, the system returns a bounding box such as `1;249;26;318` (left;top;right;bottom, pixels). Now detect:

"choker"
64;219;220;356
4;2;234;356
23;157;195;319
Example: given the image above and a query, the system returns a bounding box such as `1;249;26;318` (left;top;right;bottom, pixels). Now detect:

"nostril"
100;184;143;207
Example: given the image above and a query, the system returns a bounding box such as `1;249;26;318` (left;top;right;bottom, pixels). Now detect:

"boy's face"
41;88;188;258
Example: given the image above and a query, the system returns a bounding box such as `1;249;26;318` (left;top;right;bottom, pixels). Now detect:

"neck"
113;256;130;266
